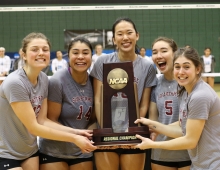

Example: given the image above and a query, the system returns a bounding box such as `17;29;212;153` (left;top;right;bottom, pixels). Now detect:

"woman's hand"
74;135;97;153
134;134;154;150
134;117;150;126
75;129;93;139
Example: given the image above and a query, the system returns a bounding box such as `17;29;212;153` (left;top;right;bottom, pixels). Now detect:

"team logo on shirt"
30;96;44;117
107;68;128;90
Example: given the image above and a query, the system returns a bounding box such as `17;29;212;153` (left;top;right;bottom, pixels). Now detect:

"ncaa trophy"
93;62;149;146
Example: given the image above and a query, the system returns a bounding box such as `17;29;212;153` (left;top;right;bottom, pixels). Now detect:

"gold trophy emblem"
107;68;128;90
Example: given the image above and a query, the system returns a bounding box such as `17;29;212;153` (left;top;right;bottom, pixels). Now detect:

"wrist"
153;141;161;149
71;133;81;143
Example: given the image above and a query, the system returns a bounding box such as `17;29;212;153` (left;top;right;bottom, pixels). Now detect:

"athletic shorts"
151;159;191;168
94;148;146;154
39;152;93;166
0;151;39;170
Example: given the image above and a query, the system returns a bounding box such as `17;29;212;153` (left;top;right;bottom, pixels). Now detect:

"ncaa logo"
107;68;129;90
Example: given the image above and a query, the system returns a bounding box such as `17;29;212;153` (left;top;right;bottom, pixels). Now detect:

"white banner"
0;4;220;12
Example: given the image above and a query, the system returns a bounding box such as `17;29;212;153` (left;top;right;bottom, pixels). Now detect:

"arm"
136;118;205;150
11;99;97;152
93;78;102;125
148;102;158;121
139;87;151;118
148;102;159;141
135;117;182;139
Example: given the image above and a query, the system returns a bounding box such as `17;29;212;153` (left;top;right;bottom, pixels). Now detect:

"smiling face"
68;41;92;73
152;41;174;74
113;21;139;54
174;56;200;92
23;38;50;70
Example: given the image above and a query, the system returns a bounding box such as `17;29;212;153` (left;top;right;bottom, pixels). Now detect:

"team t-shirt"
151;75;190;162
0;69;48;160
179;79;220;169
39;69;93;159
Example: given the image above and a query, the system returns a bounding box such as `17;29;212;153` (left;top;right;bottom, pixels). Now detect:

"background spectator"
89;44;105;73
0;47;11;84
51;50;68;74
200;47;215;88
139;47;153;63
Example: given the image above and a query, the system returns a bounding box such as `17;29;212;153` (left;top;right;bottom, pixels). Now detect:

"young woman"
200;47;215;88
90;17;157;170
135;47;220;169
149;37;190;170
0;33;96;170
39;37;96;170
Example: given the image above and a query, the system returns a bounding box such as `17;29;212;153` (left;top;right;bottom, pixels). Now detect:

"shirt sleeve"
145;63;157;88
188;93;209;120
3;77;30;103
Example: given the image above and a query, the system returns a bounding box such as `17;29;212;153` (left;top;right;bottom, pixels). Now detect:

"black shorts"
39;152;93;166
94;148;146;155
151;159;191;168
0;151;39;170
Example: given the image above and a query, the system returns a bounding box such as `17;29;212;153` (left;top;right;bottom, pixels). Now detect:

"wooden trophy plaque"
93;62;149;146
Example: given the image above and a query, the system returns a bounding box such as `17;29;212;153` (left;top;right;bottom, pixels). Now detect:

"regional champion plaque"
93;62;149;146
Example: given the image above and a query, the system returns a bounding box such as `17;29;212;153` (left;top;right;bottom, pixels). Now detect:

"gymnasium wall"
0;5;220;80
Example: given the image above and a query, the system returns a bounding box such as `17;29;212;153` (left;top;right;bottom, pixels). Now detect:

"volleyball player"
39;37;96;170
135;47;220;169
149;37;190;170
90;17;157;170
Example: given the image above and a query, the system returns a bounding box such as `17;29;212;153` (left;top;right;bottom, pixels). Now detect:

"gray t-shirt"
0;69;48;160
39;69;93;159
151;75;190;162
179;79;220;169
90;52;157;131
